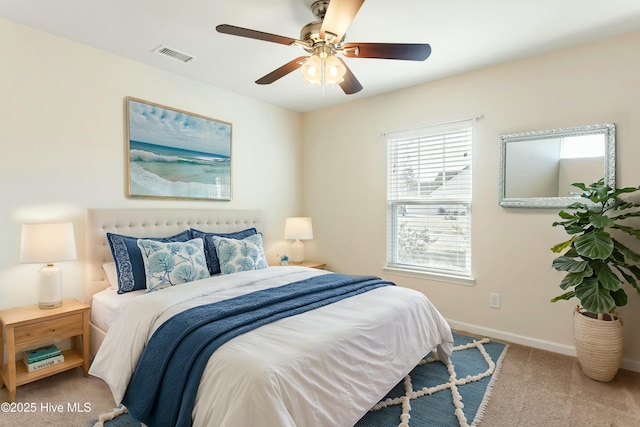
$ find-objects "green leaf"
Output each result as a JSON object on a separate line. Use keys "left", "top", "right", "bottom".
{"left": 552, "top": 219, "right": 579, "bottom": 229}
{"left": 627, "top": 264, "right": 640, "bottom": 278}
{"left": 614, "top": 240, "right": 640, "bottom": 263}
{"left": 567, "top": 201, "right": 589, "bottom": 210}
{"left": 626, "top": 265, "right": 640, "bottom": 289}
{"left": 551, "top": 290, "right": 575, "bottom": 303}
{"left": 613, "top": 265, "right": 635, "bottom": 286}
{"left": 575, "top": 277, "right": 615, "bottom": 313}
{"left": 609, "top": 186, "right": 640, "bottom": 198}
{"left": 550, "top": 238, "right": 574, "bottom": 253}
{"left": 611, "top": 210, "right": 640, "bottom": 221}
{"left": 559, "top": 272, "right": 586, "bottom": 290}
{"left": 611, "top": 288, "right": 628, "bottom": 307}
{"left": 592, "top": 186, "right": 610, "bottom": 202}
{"left": 565, "top": 224, "right": 587, "bottom": 235}
{"left": 613, "top": 224, "right": 640, "bottom": 239}
{"left": 564, "top": 248, "right": 579, "bottom": 258}
{"left": 552, "top": 256, "right": 589, "bottom": 273}
{"left": 574, "top": 231, "right": 614, "bottom": 260}
{"left": 571, "top": 182, "right": 588, "bottom": 192}
{"left": 588, "top": 214, "right": 614, "bottom": 228}
{"left": 558, "top": 210, "right": 577, "bottom": 220}
{"left": 595, "top": 265, "right": 621, "bottom": 291}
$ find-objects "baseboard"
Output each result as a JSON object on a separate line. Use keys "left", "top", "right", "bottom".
{"left": 446, "top": 319, "right": 640, "bottom": 373}
{"left": 622, "top": 358, "right": 640, "bottom": 373}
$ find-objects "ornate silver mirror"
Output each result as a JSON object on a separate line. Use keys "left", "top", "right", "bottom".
{"left": 499, "top": 123, "right": 615, "bottom": 208}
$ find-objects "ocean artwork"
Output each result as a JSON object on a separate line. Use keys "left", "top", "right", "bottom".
{"left": 126, "top": 98, "right": 232, "bottom": 200}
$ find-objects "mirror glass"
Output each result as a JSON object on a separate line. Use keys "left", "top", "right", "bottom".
{"left": 499, "top": 123, "right": 615, "bottom": 208}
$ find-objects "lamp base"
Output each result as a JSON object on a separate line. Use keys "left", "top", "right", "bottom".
{"left": 39, "top": 301, "right": 63, "bottom": 309}
{"left": 291, "top": 239, "right": 305, "bottom": 264}
{"left": 38, "top": 264, "right": 63, "bottom": 310}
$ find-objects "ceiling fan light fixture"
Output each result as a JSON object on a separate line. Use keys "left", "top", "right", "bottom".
{"left": 301, "top": 53, "right": 345, "bottom": 87}
{"left": 324, "top": 54, "right": 346, "bottom": 84}
{"left": 301, "top": 54, "right": 322, "bottom": 85}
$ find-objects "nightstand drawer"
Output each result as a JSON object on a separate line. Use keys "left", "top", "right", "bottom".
{"left": 14, "top": 313, "right": 83, "bottom": 345}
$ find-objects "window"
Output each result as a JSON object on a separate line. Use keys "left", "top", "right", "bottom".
{"left": 560, "top": 134, "right": 605, "bottom": 159}
{"left": 386, "top": 121, "right": 473, "bottom": 279}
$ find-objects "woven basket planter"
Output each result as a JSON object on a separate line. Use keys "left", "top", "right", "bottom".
{"left": 573, "top": 306, "right": 623, "bottom": 382}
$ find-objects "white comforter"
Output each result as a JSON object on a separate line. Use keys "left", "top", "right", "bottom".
{"left": 89, "top": 266, "right": 453, "bottom": 427}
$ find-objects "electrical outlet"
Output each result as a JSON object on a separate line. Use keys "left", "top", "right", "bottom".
{"left": 489, "top": 293, "right": 501, "bottom": 309}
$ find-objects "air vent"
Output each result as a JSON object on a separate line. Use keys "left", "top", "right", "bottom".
{"left": 152, "top": 45, "right": 196, "bottom": 63}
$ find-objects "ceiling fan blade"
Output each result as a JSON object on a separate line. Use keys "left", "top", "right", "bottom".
{"left": 255, "top": 56, "right": 309, "bottom": 85}
{"left": 216, "top": 24, "right": 297, "bottom": 46}
{"left": 320, "top": 0, "right": 364, "bottom": 43}
{"left": 342, "top": 42, "right": 432, "bottom": 61}
{"left": 337, "top": 58, "right": 363, "bottom": 94}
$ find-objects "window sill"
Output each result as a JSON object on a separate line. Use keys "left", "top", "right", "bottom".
{"left": 383, "top": 266, "right": 476, "bottom": 286}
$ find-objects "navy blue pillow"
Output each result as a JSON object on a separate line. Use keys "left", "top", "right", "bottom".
{"left": 107, "top": 230, "right": 191, "bottom": 293}
{"left": 189, "top": 228, "right": 257, "bottom": 275}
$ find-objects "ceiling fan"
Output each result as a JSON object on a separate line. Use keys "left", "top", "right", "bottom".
{"left": 216, "top": 0, "right": 431, "bottom": 95}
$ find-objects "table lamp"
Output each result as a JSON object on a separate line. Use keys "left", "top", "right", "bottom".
{"left": 20, "top": 222, "right": 77, "bottom": 309}
{"left": 285, "top": 217, "right": 313, "bottom": 264}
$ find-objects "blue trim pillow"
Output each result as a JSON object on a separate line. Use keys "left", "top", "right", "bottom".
{"left": 137, "top": 238, "right": 209, "bottom": 292}
{"left": 107, "top": 230, "right": 191, "bottom": 294}
{"left": 190, "top": 228, "right": 257, "bottom": 275}
{"left": 212, "top": 233, "right": 268, "bottom": 275}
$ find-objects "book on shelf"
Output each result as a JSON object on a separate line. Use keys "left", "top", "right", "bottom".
{"left": 23, "top": 354, "right": 65, "bottom": 372}
{"left": 23, "top": 344, "right": 61, "bottom": 363}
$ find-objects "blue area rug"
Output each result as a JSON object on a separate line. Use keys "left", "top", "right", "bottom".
{"left": 356, "top": 332, "right": 508, "bottom": 427}
{"left": 90, "top": 332, "right": 507, "bottom": 427}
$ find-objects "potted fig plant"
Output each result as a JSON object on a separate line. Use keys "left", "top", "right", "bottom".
{"left": 551, "top": 179, "right": 640, "bottom": 381}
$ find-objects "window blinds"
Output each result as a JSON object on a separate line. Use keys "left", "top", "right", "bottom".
{"left": 386, "top": 121, "right": 473, "bottom": 277}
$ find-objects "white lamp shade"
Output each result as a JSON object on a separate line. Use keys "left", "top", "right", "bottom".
{"left": 20, "top": 222, "right": 77, "bottom": 263}
{"left": 285, "top": 217, "right": 313, "bottom": 240}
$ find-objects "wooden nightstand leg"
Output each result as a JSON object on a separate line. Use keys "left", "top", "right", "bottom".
{"left": 0, "top": 325, "right": 4, "bottom": 391}
{"left": 6, "top": 328, "right": 16, "bottom": 402}
{"left": 81, "top": 310, "right": 89, "bottom": 377}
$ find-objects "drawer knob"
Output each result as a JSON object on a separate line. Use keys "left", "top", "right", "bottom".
{"left": 51, "top": 328, "right": 56, "bottom": 332}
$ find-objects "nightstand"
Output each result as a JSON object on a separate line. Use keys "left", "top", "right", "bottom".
{"left": 292, "top": 261, "right": 326, "bottom": 269}
{"left": 0, "top": 298, "right": 89, "bottom": 402}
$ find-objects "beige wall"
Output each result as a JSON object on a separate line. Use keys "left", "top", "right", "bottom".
{"left": 302, "top": 31, "right": 640, "bottom": 370}
{"left": 0, "top": 19, "right": 303, "bottom": 309}
{"left": 3, "top": 16, "right": 639, "bottom": 372}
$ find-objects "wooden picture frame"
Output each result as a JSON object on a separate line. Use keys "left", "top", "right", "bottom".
{"left": 125, "top": 97, "right": 232, "bottom": 201}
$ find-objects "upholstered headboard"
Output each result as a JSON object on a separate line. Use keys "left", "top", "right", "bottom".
{"left": 84, "top": 208, "right": 263, "bottom": 305}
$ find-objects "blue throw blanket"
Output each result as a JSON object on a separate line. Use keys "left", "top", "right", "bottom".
{"left": 122, "top": 273, "right": 394, "bottom": 427}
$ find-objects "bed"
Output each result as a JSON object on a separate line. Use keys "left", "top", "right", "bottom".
{"left": 85, "top": 208, "right": 453, "bottom": 427}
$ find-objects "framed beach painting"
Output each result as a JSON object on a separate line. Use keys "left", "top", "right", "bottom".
{"left": 125, "top": 97, "right": 232, "bottom": 200}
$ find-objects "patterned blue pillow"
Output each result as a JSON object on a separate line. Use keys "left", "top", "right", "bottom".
{"left": 137, "top": 238, "right": 209, "bottom": 292}
{"left": 212, "top": 233, "right": 268, "bottom": 275}
{"left": 107, "top": 230, "right": 191, "bottom": 294}
{"left": 190, "top": 228, "right": 257, "bottom": 275}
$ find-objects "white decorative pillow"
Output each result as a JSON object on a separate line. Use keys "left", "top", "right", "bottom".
{"left": 137, "top": 237, "right": 209, "bottom": 292}
{"left": 102, "top": 262, "right": 118, "bottom": 290}
{"left": 212, "top": 233, "right": 268, "bottom": 275}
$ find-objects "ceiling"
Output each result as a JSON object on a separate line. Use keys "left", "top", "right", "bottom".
{"left": 2, "top": 0, "right": 640, "bottom": 113}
